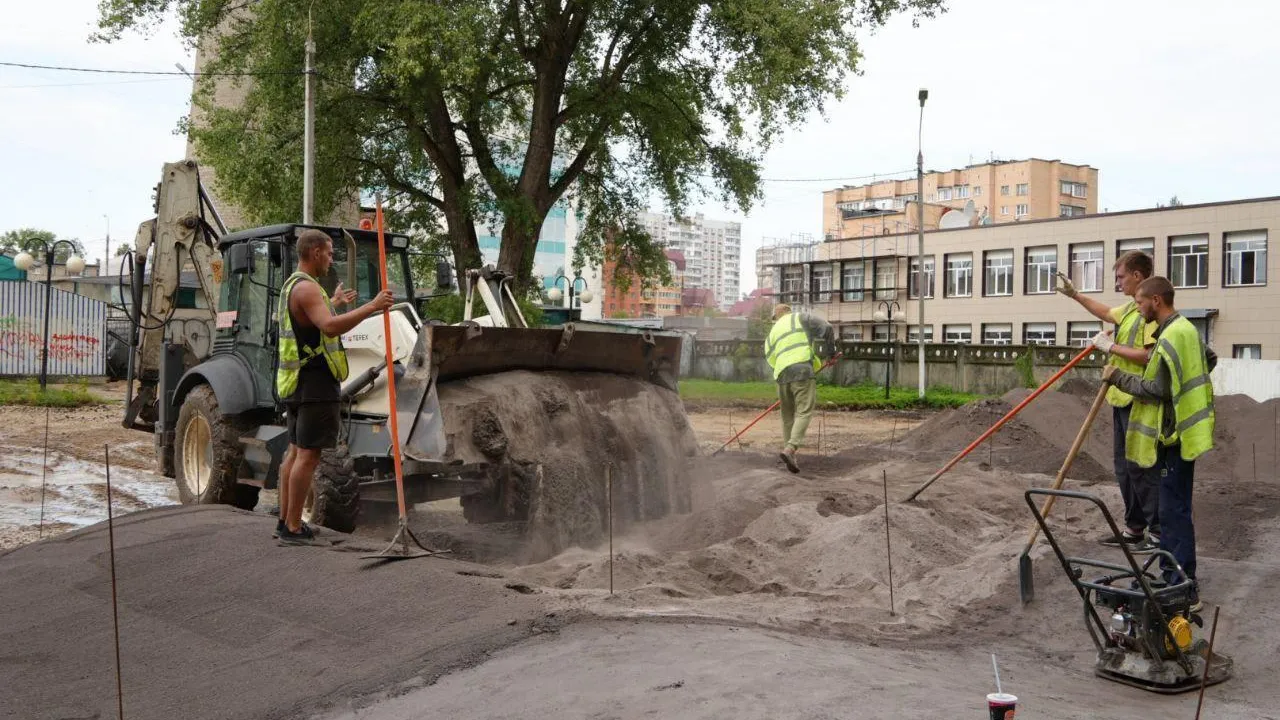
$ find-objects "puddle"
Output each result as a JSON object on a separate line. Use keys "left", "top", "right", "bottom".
{"left": 0, "top": 445, "right": 178, "bottom": 531}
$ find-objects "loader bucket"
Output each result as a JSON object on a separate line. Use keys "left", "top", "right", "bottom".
{"left": 393, "top": 322, "right": 697, "bottom": 561}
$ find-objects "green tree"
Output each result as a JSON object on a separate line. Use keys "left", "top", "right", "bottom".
{"left": 114, "top": 242, "right": 133, "bottom": 257}
{"left": 97, "top": 0, "right": 943, "bottom": 290}
{"left": 746, "top": 301, "right": 775, "bottom": 339}
{"left": 0, "top": 229, "right": 85, "bottom": 263}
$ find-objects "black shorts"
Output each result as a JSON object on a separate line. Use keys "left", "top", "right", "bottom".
{"left": 286, "top": 402, "right": 342, "bottom": 450}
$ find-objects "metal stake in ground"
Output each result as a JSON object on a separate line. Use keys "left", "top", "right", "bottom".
{"left": 607, "top": 465, "right": 614, "bottom": 595}
{"left": 39, "top": 404, "right": 50, "bottom": 538}
{"left": 1194, "top": 606, "right": 1222, "bottom": 720}
{"left": 361, "top": 197, "right": 447, "bottom": 562}
{"left": 882, "top": 469, "right": 895, "bottom": 616}
{"left": 104, "top": 445, "right": 125, "bottom": 720}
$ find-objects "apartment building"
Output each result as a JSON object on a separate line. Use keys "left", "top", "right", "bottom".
{"left": 822, "top": 158, "right": 1099, "bottom": 240}
{"left": 637, "top": 250, "right": 686, "bottom": 317}
{"left": 755, "top": 235, "right": 820, "bottom": 293}
{"left": 773, "top": 196, "right": 1277, "bottom": 359}
{"left": 639, "top": 211, "right": 742, "bottom": 310}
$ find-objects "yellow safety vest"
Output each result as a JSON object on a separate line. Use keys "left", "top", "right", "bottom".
{"left": 1125, "top": 316, "right": 1214, "bottom": 468}
{"left": 1106, "top": 301, "right": 1151, "bottom": 408}
{"left": 276, "top": 271, "right": 350, "bottom": 398}
{"left": 765, "top": 312, "right": 821, "bottom": 380}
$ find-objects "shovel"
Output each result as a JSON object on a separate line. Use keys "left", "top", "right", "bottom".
{"left": 1018, "top": 381, "right": 1110, "bottom": 603}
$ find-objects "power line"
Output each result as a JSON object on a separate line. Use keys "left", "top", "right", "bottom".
{"left": 0, "top": 77, "right": 184, "bottom": 89}
{"left": 758, "top": 168, "right": 915, "bottom": 183}
{"left": 0, "top": 60, "right": 306, "bottom": 77}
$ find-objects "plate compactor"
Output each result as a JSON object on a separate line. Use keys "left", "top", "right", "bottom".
{"left": 1025, "top": 488, "right": 1232, "bottom": 693}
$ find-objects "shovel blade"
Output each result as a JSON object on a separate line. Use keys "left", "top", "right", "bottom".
{"left": 1019, "top": 551, "right": 1035, "bottom": 604}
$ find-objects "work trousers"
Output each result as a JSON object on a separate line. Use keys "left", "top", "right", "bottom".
{"left": 1157, "top": 442, "right": 1197, "bottom": 582}
{"left": 778, "top": 378, "right": 817, "bottom": 451}
{"left": 1112, "top": 404, "right": 1161, "bottom": 537}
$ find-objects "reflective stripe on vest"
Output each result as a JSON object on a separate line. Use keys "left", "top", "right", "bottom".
{"left": 765, "top": 313, "right": 819, "bottom": 380}
{"left": 1125, "top": 316, "right": 1214, "bottom": 467}
{"left": 275, "top": 271, "right": 350, "bottom": 398}
{"left": 1105, "top": 301, "right": 1149, "bottom": 408}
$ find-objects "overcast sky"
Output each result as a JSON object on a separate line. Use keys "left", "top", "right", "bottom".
{"left": 3, "top": 0, "right": 1278, "bottom": 293}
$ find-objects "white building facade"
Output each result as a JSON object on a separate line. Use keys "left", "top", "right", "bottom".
{"left": 639, "top": 211, "right": 742, "bottom": 311}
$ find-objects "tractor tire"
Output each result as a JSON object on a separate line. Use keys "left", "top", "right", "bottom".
{"left": 173, "top": 385, "right": 259, "bottom": 510}
{"left": 308, "top": 444, "right": 360, "bottom": 533}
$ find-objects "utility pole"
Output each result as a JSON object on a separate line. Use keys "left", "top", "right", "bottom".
{"left": 103, "top": 214, "right": 110, "bottom": 266}
{"left": 302, "top": 15, "right": 316, "bottom": 225}
{"left": 916, "top": 88, "right": 928, "bottom": 399}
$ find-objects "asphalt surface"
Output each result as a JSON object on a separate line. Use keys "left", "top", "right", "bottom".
{"left": 0, "top": 505, "right": 548, "bottom": 720}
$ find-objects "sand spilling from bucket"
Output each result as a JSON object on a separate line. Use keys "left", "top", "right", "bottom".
{"left": 506, "top": 388, "right": 1280, "bottom": 641}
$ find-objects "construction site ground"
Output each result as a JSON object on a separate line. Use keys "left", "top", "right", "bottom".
{"left": 2, "top": 382, "right": 1279, "bottom": 719}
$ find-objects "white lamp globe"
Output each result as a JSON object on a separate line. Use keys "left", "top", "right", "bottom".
{"left": 65, "top": 255, "right": 86, "bottom": 275}
{"left": 547, "top": 287, "right": 563, "bottom": 302}
{"left": 13, "top": 251, "right": 34, "bottom": 271}
{"left": 873, "top": 310, "right": 887, "bottom": 322}
{"left": 578, "top": 290, "right": 594, "bottom": 304}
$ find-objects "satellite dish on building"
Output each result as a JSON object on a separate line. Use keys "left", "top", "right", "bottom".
{"left": 938, "top": 200, "right": 980, "bottom": 230}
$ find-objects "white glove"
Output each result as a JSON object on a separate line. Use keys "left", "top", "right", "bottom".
{"left": 1054, "top": 272, "right": 1078, "bottom": 298}
{"left": 1091, "top": 331, "right": 1114, "bottom": 354}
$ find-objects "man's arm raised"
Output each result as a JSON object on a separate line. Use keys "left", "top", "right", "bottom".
{"left": 295, "top": 282, "right": 395, "bottom": 337}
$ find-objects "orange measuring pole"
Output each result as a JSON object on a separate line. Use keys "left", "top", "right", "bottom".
{"left": 362, "top": 196, "right": 440, "bottom": 561}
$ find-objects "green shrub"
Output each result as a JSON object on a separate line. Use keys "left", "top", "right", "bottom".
{"left": 0, "top": 379, "right": 104, "bottom": 407}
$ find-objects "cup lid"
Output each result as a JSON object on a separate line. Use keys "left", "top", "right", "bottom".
{"left": 987, "top": 693, "right": 1017, "bottom": 703}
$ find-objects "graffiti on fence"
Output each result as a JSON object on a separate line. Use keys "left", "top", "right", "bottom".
{"left": 0, "top": 285, "right": 107, "bottom": 376}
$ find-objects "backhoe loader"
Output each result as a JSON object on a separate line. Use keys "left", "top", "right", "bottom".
{"left": 119, "top": 160, "right": 695, "bottom": 552}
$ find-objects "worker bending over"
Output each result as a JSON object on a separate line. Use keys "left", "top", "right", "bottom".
{"left": 1056, "top": 251, "right": 1161, "bottom": 552}
{"left": 764, "top": 303, "right": 835, "bottom": 474}
{"left": 1098, "top": 276, "right": 1216, "bottom": 611}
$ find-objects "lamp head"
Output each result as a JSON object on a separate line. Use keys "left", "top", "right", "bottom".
{"left": 13, "top": 251, "right": 35, "bottom": 271}
{"left": 66, "top": 255, "right": 86, "bottom": 275}
{"left": 578, "top": 290, "right": 594, "bottom": 304}
{"left": 547, "top": 287, "right": 563, "bottom": 302}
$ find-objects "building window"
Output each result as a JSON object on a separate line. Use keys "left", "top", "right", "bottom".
{"left": 1000, "top": 206, "right": 1009, "bottom": 216}
{"left": 875, "top": 260, "right": 897, "bottom": 300}
{"left": 1059, "top": 204, "right": 1086, "bottom": 218}
{"left": 1060, "top": 181, "right": 1088, "bottom": 198}
{"left": 1169, "top": 234, "right": 1209, "bottom": 288}
{"left": 872, "top": 324, "right": 891, "bottom": 343}
{"left": 811, "top": 264, "right": 833, "bottom": 303}
{"left": 1068, "top": 321, "right": 1102, "bottom": 348}
{"left": 944, "top": 324, "right": 972, "bottom": 344}
{"left": 1233, "top": 344, "right": 1261, "bottom": 359}
{"left": 973, "top": 185, "right": 982, "bottom": 196}
{"left": 956, "top": 185, "right": 970, "bottom": 199}
{"left": 1070, "top": 242, "right": 1104, "bottom": 293}
{"left": 1015, "top": 204, "right": 1030, "bottom": 217}
{"left": 1224, "top": 230, "right": 1267, "bottom": 286}
{"left": 840, "top": 324, "right": 863, "bottom": 341}
{"left": 1024, "top": 322, "right": 1056, "bottom": 346}
{"left": 907, "top": 325, "right": 934, "bottom": 342}
{"left": 982, "top": 323, "right": 1013, "bottom": 345}
{"left": 1000, "top": 185, "right": 1010, "bottom": 196}
{"left": 1024, "top": 246, "right": 1057, "bottom": 294}
{"left": 1117, "top": 238, "right": 1156, "bottom": 268}
{"left": 909, "top": 256, "right": 935, "bottom": 299}
{"left": 945, "top": 253, "right": 973, "bottom": 297}
{"left": 984, "top": 249, "right": 1014, "bottom": 297}
{"left": 1016, "top": 183, "right": 1029, "bottom": 196}
{"left": 781, "top": 265, "right": 804, "bottom": 303}
{"left": 937, "top": 186, "right": 954, "bottom": 201}
{"left": 841, "top": 262, "right": 864, "bottom": 302}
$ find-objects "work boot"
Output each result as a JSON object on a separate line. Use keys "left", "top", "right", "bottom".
{"left": 1187, "top": 581, "right": 1203, "bottom": 613}
{"left": 779, "top": 447, "right": 800, "bottom": 474}
{"left": 1129, "top": 536, "right": 1160, "bottom": 554}
{"left": 278, "top": 523, "right": 326, "bottom": 547}
{"left": 1099, "top": 528, "right": 1144, "bottom": 546}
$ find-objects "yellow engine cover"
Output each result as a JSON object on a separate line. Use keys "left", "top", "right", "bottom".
{"left": 1165, "top": 616, "right": 1193, "bottom": 654}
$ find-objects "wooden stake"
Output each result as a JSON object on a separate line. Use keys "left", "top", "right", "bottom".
{"left": 885, "top": 468, "right": 896, "bottom": 614}
{"left": 1193, "top": 605, "right": 1221, "bottom": 720}
{"left": 607, "top": 465, "right": 614, "bottom": 595}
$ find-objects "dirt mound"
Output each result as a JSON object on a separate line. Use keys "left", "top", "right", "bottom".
{"left": 898, "top": 392, "right": 1112, "bottom": 483}
{"left": 432, "top": 370, "right": 699, "bottom": 561}
{"left": 1056, "top": 376, "right": 1102, "bottom": 399}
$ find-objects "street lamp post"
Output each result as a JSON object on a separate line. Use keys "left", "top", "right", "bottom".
{"left": 916, "top": 88, "right": 928, "bottom": 399}
{"left": 14, "top": 241, "right": 87, "bottom": 390}
{"left": 874, "top": 300, "right": 902, "bottom": 399}
{"left": 547, "top": 273, "right": 594, "bottom": 319}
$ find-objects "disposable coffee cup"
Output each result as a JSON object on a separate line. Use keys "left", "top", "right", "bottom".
{"left": 987, "top": 693, "right": 1017, "bottom": 719}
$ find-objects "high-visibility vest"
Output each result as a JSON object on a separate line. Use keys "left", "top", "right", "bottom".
{"left": 275, "top": 271, "right": 350, "bottom": 398}
{"left": 1125, "top": 316, "right": 1214, "bottom": 467}
{"left": 1106, "top": 301, "right": 1151, "bottom": 408}
{"left": 765, "top": 312, "right": 821, "bottom": 380}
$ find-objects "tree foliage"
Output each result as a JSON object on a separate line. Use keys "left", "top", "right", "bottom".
{"left": 97, "top": 0, "right": 944, "bottom": 289}
{"left": 0, "top": 228, "right": 85, "bottom": 263}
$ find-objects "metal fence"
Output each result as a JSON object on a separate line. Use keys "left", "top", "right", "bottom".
{"left": 0, "top": 280, "right": 107, "bottom": 377}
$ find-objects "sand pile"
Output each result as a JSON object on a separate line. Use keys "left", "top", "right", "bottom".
{"left": 433, "top": 370, "right": 699, "bottom": 561}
